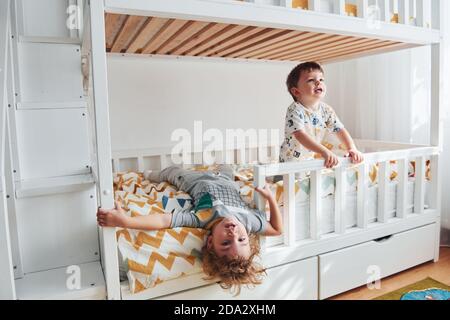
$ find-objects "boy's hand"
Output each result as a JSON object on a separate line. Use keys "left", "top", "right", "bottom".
{"left": 97, "top": 200, "right": 129, "bottom": 228}
{"left": 255, "top": 184, "right": 274, "bottom": 201}
{"left": 322, "top": 150, "right": 339, "bottom": 168}
{"left": 347, "top": 149, "right": 364, "bottom": 164}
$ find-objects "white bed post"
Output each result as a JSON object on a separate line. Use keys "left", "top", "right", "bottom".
{"left": 0, "top": 0, "right": 16, "bottom": 300}
{"left": 377, "top": 161, "right": 389, "bottom": 223}
{"left": 413, "top": 156, "right": 425, "bottom": 214}
{"left": 137, "top": 156, "right": 145, "bottom": 172}
{"left": 225, "top": 149, "right": 234, "bottom": 165}
{"left": 334, "top": 167, "right": 346, "bottom": 234}
{"left": 236, "top": 148, "right": 246, "bottom": 165}
{"left": 310, "top": 170, "right": 321, "bottom": 240}
{"left": 308, "top": 0, "right": 321, "bottom": 12}
{"left": 398, "top": 0, "right": 410, "bottom": 25}
{"left": 430, "top": 153, "right": 441, "bottom": 262}
{"left": 430, "top": 0, "right": 444, "bottom": 262}
{"left": 283, "top": 173, "right": 296, "bottom": 246}
{"left": 280, "top": 0, "right": 293, "bottom": 8}
{"left": 378, "top": 0, "right": 392, "bottom": 22}
{"left": 253, "top": 166, "right": 267, "bottom": 251}
{"left": 356, "top": 163, "right": 368, "bottom": 229}
{"left": 356, "top": 0, "right": 369, "bottom": 18}
{"left": 159, "top": 154, "right": 168, "bottom": 169}
{"left": 333, "top": 0, "right": 345, "bottom": 15}
{"left": 416, "top": 0, "right": 432, "bottom": 28}
{"left": 257, "top": 142, "right": 265, "bottom": 164}
{"left": 112, "top": 158, "right": 120, "bottom": 173}
{"left": 89, "top": 0, "right": 121, "bottom": 300}
{"left": 396, "top": 158, "right": 408, "bottom": 219}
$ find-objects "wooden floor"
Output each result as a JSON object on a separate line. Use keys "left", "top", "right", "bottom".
{"left": 329, "top": 247, "right": 450, "bottom": 300}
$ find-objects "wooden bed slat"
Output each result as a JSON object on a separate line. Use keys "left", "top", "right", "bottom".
{"left": 156, "top": 21, "right": 211, "bottom": 55}
{"left": 271, "top": 36, "right": 369, "bottom": 60}
{"left": 290, "top": 39, "right": 389, "bottom": 61}
{"left": 279, "top": 37, "right": 376, "bottom": 61}
{"left": 300, "top": 40, "right": 397, "bottom": 62}
{"left": 187, "top": 24, "right": 248, "bottom": 56}
{"left": 218, "top": 28, "right": 291, "bottom": 57}
{"left": 250, "top": 33, "right": 336, "bottom": 59}
{"left": 111, "top": 15, "right": 148, "bottom": 53}
{"left": 105, "top": 14, "right": 424, "bottom": 62}
{"left": 240, "top": 32, "right": 319, "bottom": 59}
{"left": 267, "top": 34, "right": 349, "bottom": 60}
{"left": 320, "top": 43, "right": 415, "bottom": 63}
{"left": 317, "top": 42, "right": 408, "bottom": 63}
{"left": 171, "top": 23, "right": 229, "bottom": 55}
{"left": 142, "top": 19, "right": 190, "bottom": 54}
{"left": 228, "top": 30, "right": 303, "bottom": 58}
{"left": 105, "top": 13, "right": 128, "bottom": 50}
{"left": 199, "top": 26, "right": 268, "bottom": 57}
{"left": 126, "top": 17, "right": 170, "bottom": 54}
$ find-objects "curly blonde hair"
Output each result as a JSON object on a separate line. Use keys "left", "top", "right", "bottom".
{"left": 201, "top": 234, "right": 266, "bottom": 296}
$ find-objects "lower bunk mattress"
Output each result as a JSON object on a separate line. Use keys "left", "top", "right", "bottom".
{"left": 113, "top": 162, "right": 430, "bottom": 294}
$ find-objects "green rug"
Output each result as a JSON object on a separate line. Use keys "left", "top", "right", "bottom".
{"left": 374, "top": 278, "right": 450, "bottom": 300}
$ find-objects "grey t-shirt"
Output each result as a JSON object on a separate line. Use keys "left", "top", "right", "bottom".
{"left": 170, "top": 203, "right": 267, "bottom": 234}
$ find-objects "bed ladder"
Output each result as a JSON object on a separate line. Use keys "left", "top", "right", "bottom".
{"left": 1, "top": 0, "right": 107, "bottom": 300}
{"left": 0, "top": 0, "right": 16, "bottom": 300}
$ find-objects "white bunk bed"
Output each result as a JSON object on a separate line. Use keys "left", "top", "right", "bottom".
{"left": 81, "top": 0, "right": 444, "bottom": 300}
{"left": 0, "top": 0, "right": 443, "bottom": 300}
{"left": 108, "top": 141, "right": 439, "bottom": 300}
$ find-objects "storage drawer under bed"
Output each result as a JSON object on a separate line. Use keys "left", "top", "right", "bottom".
{"left": 157, "top": 256, "right": 318, "bottom": 300}
{"left": 319, "top": 223, "right": 436, "bottom": 299}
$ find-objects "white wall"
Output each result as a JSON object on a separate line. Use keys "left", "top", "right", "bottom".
{"left": 107, "top": 55, "right": 296, "bottom": 151}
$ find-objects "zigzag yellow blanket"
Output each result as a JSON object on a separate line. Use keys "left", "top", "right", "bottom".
{"left": 114, "top": 172, "right": 208, "bottom": 294}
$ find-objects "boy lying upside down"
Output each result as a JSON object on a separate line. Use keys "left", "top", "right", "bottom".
{"left": 97, "top": 165, "right": 283, "bottom": 294}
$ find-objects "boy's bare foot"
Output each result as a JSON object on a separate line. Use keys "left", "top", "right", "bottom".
{"left": 97, "top": 201, "right": 130, "bottom": 228}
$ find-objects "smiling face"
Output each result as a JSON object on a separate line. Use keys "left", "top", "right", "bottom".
{"left": 207, "top": 217, "right": 251, "bottom": 259}
{"left": 290, "top": 69, "right": 326, "bottom": 108}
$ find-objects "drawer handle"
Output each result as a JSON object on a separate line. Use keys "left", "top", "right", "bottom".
{"left": 374, "top": 235, "right": 393, "bottom": 243}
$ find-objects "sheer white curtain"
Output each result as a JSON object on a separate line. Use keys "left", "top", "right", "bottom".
{"left": 325, "top": 47, "right": 431, "bottom": 145}
{"left": 324, "top": 10, "right": 450, "bottom": 246}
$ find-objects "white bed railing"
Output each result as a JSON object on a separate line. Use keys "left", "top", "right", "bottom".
{"left": 111, "top": 139, "right": 434, "bottom": 173}
{"left": 111, "top": 144, "right": 279, "bottom": 173}
{"left": 253, "top": 143, "right": 439, "bottom": 252}
{"left": 110, "top": 140, "right": 439, "bottom": 298}
{"left": 111, "top": 140, "right": 439, "bottom": 249}
{"left": 231, "top": 0, "right": 437, "bottom": 29}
